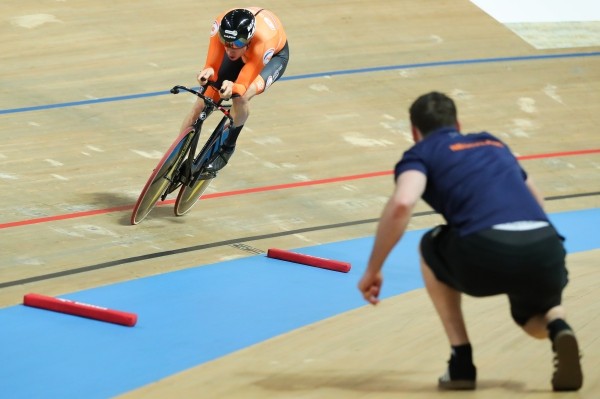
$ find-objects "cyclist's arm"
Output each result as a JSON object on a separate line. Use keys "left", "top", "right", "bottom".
{"left": 231, "top": 56, "right": 263, "bottom": 96}
{"left": 204, "top": 32, "right": 225, "bottom": 80}
{"left": 232, "top": 35, "right": 285, "bottom": 96}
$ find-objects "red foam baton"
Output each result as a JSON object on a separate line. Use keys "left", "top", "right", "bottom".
{"left": 23, "top": 293, "right": 137, "bottom": 327}
{"left": 267, "top": 248, "right": 351, "bottom": 273}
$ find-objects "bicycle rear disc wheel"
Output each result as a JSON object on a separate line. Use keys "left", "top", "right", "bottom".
{"left": 130, "top": 129, "right": 195, "bottom": 224}
{"left": 174, "top": 177, "right": 214, "bottom": 216}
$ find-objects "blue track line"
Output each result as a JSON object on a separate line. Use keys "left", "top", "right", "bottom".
{"left": 2, "top": 51, "right": 599, "bottom": 116}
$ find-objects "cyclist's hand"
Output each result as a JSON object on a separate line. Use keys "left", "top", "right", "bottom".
{"left": 219, "top": 80, "right": 234, "bottom": 99}
{"left": 197, "top": 68, "right": 214, "bottom": 85}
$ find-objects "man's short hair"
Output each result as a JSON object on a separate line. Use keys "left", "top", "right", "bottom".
{"left": 409, "top": 92, "right": 458, "bottom": 136}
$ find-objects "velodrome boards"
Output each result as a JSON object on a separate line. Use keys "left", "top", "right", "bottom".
{"left": 1, "top": 0, "right": 598, "bottom": 398}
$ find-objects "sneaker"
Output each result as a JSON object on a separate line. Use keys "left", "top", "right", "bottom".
{"left": 438, "top": 361, "right": 476, "bottom": 390}
{"left": 552, "top": 329, "right": 583, "bottom": 391}
{"left": 204, "top": 145, "right": 235, "bottom": 174}
{"left": 438, "top": 369, "right": 476, "bottom": 390}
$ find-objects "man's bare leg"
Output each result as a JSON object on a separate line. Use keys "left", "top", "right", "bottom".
{"left": 420, "top": 257, "right": 476, "bottom": 389}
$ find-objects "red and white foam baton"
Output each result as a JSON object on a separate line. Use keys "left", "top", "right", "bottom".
{"left": 267, "top": 248, "right": 351, "bottom": 273}
{"left": 23, "top": 293, "right": 137, "bottom": 327}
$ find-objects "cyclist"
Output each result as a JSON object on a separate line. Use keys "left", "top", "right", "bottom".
{"left": 180, "top": 7, "right": 289, "bottom": 174}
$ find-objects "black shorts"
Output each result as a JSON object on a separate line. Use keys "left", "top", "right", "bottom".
{"left": 420, "top": 224, "right": 568, "bottom": 325}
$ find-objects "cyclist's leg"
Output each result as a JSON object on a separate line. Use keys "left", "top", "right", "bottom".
{"left": 206, "top": 43, "right": 289, "bottom": 172}
{"left": 225, "top": 40, "right": 290, "bottom": 147}
{"left": 180, "top": 97, "right": 206, "bottom": 133}
{"left": 257, "top": 40, "right": 290, "bottom": 94}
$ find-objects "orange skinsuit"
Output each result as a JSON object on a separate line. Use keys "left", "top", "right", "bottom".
{"left": 205, "top": 7, "right": 287, "bottom": 98}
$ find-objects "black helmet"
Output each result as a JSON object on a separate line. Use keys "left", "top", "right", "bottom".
{"left": 218, "top": 9, "right": 256, "bottom": 48}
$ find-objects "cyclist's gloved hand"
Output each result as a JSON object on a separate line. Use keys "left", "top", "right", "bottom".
{"left": 219, "top": 80, "right": 234, "bottom": 99}
{"left": 197, "top": 68, "right": 215, "bottom": 85}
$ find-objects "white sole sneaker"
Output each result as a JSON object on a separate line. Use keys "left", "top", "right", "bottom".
{"left": 552, "top": 329, "right": 583, "bottom": 391}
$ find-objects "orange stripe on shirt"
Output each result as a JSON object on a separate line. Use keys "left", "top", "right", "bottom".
{"left": 449, "top": 140, "right": 505, "bottom": 151}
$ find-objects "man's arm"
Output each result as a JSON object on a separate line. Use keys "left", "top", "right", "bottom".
{"left": 358, "top": 170, "right": 427, "bottom": 304}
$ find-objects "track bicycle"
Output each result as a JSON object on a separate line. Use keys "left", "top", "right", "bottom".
{"left": 130, "top": 83, "right": 233, "bottom": 225}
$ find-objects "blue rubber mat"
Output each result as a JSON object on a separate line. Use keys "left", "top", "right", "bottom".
{"left": 0, "top": 208, "right": 598, "bottom": 398}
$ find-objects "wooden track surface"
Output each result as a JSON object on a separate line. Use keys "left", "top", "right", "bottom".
{"left": 117, "top": 250, "right": 600, "bottom": 399}
{"left": 1, "top": 0, "right": 599, "bottom": 397}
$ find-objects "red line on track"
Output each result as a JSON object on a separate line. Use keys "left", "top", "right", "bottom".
{"left": 517, "top": 148, "right": 600, "bottom": 160}
{"left": 1, "top": 148, "right": 599, "bottom": 230}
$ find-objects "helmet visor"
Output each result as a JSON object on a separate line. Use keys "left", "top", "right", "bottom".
{"left": 219, "top": 35, "right": 250, "bottom": 49}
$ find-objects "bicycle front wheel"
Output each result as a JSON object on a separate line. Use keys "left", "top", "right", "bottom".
{"left": 174, "top": 116, "right": 231, "bottom": 217}
{"left": 130, "top": 129, "right": 195, "bottom": 224}
{"left": 174, "top": 177, "right": 214, "bottom": 216}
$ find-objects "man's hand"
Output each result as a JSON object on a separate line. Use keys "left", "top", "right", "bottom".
{"left": 197, "top": 68, "right": 215, "bottom": 85}
{"left": 219, "top": 80, "right": 234, "bottom": 99}
{"left": 358, "top": 270, "right": 383, "bottom": 305}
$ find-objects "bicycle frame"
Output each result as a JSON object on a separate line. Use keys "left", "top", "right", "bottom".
{"left": 130, "top": 83, "right": 234, "bottom": 224}
{"left": 165, "top": 84, "right": 233, "bottom": 192}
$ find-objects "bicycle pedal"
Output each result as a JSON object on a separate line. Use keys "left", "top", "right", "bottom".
{"left": 165, "top": 182, "right": 181, "bottom": 195}
{"left": 196, "top": 170, "right": 217, "bottom": 180}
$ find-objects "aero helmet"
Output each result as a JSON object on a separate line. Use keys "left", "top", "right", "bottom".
{"left": 218, "top": 9, "right": 256, "bottom": 48}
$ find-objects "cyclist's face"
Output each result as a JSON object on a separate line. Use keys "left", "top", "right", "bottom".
{"left": 225, "top": 46, "right": 247, "bottom": 61}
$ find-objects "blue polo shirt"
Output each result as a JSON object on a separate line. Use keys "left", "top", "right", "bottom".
{"left": 394, "top": 127, "right": 548, "bottom": 236}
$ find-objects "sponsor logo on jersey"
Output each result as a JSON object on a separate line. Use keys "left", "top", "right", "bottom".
{"left": 262, "top": 16, "right": 276, "bottom": 31}
{"left": 263, "top": 48, "right": 275, "bottom": 65}
{"left": 210, "top": 20, "right": 219, "bottom": 37}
